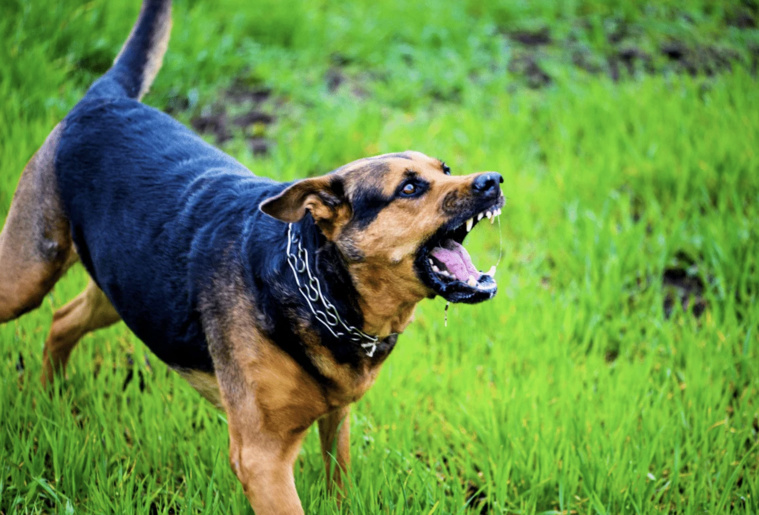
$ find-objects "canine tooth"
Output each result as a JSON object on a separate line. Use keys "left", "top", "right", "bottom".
{"left": 485, "top": 265, "right": 496, "bottom": 277}
{"left": 466, "top": 218, "right": 473, "bottom": 232}
{"left": 486, "top": 211, "right": 492, "bottom": 219}
{"left": 477, "top": 213, "right": 484, "bottom": 221}
{"left": 467, "top": 276, "right": 477, "bottom": 287}
{"left": 432, "top": 265, "right": 440, "bottom": 273}
{"left": 429, "top": 259, "right": 434, "bottom": 265}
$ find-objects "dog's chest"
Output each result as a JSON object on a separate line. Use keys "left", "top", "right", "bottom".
{"left": 316, "top": 356, "right": 383, "bottom": 408}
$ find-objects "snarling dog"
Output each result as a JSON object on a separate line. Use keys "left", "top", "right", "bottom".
{"left": 0, "top": 0, "right": 504, "bottom": 512}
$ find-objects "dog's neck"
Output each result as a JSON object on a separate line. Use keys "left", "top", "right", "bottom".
{"left": 249, "top": 216, "right": 414, "bottom": 366}
{"left": 289, "top": 219, "right": 419, "bottom": 341}
{"left": 285, "top": 219, "right": 378, "bottom": 347}
{"left": 346, "top": 261, "right": 423, "bottom": 337}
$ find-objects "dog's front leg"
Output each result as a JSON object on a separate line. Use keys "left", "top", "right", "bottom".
{"left": 226, "top": 406, "right": 307, "bottom": 514}
{"left": 318, "top": 405, "right": 351, "bottom": 496}
{"left": 203, "top": 288, "right": 331, "bottom": 512}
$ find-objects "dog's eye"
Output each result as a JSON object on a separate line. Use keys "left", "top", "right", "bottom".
{"left": 401, "top": 183, "right": 417, "bottom": 196}
{"left": 397, "top": 177, "right": 428, "bottom": 198}
{"left": 441, "top": 162, "right": 451, "bottom": 175}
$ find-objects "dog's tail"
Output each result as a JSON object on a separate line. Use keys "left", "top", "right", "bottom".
{"left": 86, "top": 0, "right": 172, "bottom": 101}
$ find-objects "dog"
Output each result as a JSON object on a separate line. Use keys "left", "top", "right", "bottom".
{"left": 0, "top": 0, "right": 504, "bottom": 512}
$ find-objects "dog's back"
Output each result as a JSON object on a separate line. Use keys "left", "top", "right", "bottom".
{"left": 0, "top": 0, "right": 283, "bottom": 371}
{"left": 57, "top": 97, "right": 277, "bottom": 371}
{"left": 52, "top": 0, "right": 290, "bottom": 371}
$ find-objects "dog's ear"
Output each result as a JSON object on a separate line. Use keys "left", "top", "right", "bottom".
{"left": 259, "top": 175, "right": 350, "bottom": 236}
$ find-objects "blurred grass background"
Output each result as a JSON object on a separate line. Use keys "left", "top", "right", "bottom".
{"left": 1, "top": 0, "right": 758, "bottom": 513}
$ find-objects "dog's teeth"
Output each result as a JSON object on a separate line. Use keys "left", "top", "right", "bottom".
{"left": 477, "top": 213, "right": 484, "bottom": 221}
{"left": 486, "top": 211, "right": 492, "bottom": 219}
{"left": 466, "top": 218, "right": 473, "bottom": 232}
{"left": 485, "top": 265, "right": 496, "bottom": 277}
{"left": 429, "top": 259, "right": 434, "bottom": 265}
{"left": 432, "top": 265, "right": 440, "bottom": 273}
{"left": 467, "top": 275, "right": 477, "bottom": 287}
{"left": 441, "top": 271, "right": 450, "bottom": 277}
{"left": 495, "top": 208, "right": 501, "bottom": 216}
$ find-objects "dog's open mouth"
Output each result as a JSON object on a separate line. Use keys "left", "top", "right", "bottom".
{"left": 415, "top": 199, "right": 504, "bottom": 303}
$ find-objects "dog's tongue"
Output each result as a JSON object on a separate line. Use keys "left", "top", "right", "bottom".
{"left": 430, "top": 240, "right": 480, "bottom": 282}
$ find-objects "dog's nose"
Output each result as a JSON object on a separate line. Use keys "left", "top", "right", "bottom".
{"left": 472, "top": 172, "right": 503, "bottom": 197}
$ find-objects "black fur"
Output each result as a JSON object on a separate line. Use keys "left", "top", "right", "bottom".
{"left": 89, "top": 0, "right": 169, "bottom": 100}
{"left": 50, "top": 0, "right": 398, "bottom": 380}
{"left": 342, "top": 162, "right": 395, "bottom": 230}
{"left": 349, "top": 185, "right": 394, "bottom": 230}
{"left": 56, "top": 94, "right": 395, "bottom": 376}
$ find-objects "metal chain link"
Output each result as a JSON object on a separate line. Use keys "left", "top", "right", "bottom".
{"left": 286, "top": 223, "right": 384, "bottom": 357}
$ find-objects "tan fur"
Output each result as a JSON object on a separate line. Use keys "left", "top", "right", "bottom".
{"left": 259, "top": 175, "right": 352, "bottom": 240}
{"left": 336, "top": 152, "right": 483, "bottom": 335}
{"left": 201, "top": 280, "right": 320, "bottom": 513}
{"left": 42, "top": 280, "right": 121, "bottom": 386}
{"left": 219, "top": 330, "right": 365, "bottom": 513}
{"left": 318, "top": 406, "right": 351, "bottom": 497}
{"left": 197, "top": 263, "right": 400, "bottom": 512}
{"left": 263, "top": 151, "right": 490, "bottom": 337}
{"left": 0, "top": 123, "right": 78, "bottom": 323}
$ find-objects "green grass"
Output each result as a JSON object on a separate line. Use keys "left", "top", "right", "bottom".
{"left": 2, "top": 0, "right": 759, "bottom": 513}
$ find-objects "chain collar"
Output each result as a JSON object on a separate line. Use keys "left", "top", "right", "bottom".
{"left": 285, "top": 223, "right": 389, "bottom": 358}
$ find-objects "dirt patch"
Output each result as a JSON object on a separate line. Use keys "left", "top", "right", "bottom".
{"left": 233, "top": 110, "right": 274, "bottom": 127}
{"left": 499, "top": 12, "right": 753, "bottom": 88}
{"left": 510, "top": 27, "right": 552, "bottom": 47}
{"left": 323, "top": 60, "right": 371, "bottom": 99}
{"left": 608, "top": 46, "right": 652, "bottom": 80}
{"left": 606, "top": 17, "right": 636, "bottom": 45}
{"left": 190, "top": 84, "right": 276, "bottom": 155}
{"left": 509, "top": 53, "right": 552, "bottom": 88}
{"left": 226, "top": 84, "right": 272, "bottom": 105}
{"left": 326, "top": 67, "right": 346, "bottom": 92}
{"left": 571, "top": 46, "right": 604, "bottom": 74}
{"left": 726, "top": 5, "right": 757, "bottom": 29}
{"left": 191, "top": 111, "right": 231, "bottom": 142}
{"left": 605, "top": 345, "right": 620, "bottom": 363}
{"left": 504, "top": 27, "right": 554, "bottom": 88}
{"left": 662, "top": 252, "right": 707, "bottom": 319}
{"left": 660, "top": 41, "right": 739, "bottom": 76}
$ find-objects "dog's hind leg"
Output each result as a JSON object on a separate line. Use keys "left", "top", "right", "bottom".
{"left": 42, "top": 279, "right": 120, "bottom": 386}
{"left": 0, "top": 124, "right": 77, "bottom": 323}
{"left": 318, "top": 405, "right": 351, "bottom": 498}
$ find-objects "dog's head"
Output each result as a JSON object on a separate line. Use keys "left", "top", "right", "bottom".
{"left": 260, "top": 151, "right": 505, "bottom": 310}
